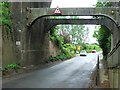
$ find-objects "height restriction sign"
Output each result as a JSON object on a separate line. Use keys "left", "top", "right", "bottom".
{"left": 53, "top": 6, "right": 62, "bottom": 15}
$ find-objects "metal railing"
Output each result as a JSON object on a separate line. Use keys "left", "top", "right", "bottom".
{"left": 96, "top": 56, "right": 100, "bottom": 86}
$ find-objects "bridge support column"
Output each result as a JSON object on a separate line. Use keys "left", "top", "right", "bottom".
{"left": 17, "top": 2, "right": 52, "bottom": 66}
{"left": 24, "top": 18, "right": 50, "bottom": 65}
{"left": 118, "top": 2, "right": 120, "bottom": 90}
{"left": 108, "top": 2, "right": 120, "bottom": 89}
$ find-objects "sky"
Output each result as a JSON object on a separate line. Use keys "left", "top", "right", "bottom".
{"left": 51, "top": 0, "right": 97, "bottom": 8}
{"left": 50, "top": 0, "right": 98, "bottom": 44}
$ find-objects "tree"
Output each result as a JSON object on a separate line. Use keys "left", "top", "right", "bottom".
{"left": 93, "top": 26, "right": 111, "bottom": 57}
{"left": 93, "top": 1, "right": 112, "bottom": 59}
{"left": 56, "top": 24, "right": 86, "bottom": 45}
{"left": 50, "top": 16, "right": 88, "bottom": 45}
{"left": 96, "top": 1, "right": 111, "bottom": 7}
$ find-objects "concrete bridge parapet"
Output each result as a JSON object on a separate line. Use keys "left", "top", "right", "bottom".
{"left": 26, "top": 7, "right": 120, "bottom": 27}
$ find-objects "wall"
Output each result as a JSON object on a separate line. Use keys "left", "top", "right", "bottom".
{"left": 2, "top": 26, "right": 17, "bottom": 67}
{"left": 49, "top": 40, "right": 61, "bottom": 57}
{"left": 107, "top": 3, "right": 120, "bottom": 89}
{"left": 0, "top": 26, "right": 2, "bottom": 68}
{"left": 24, "top": 19, "right": 49, "bottom": 65}
{"left": 8, "top": 2, "right": 52, "bottom": 66}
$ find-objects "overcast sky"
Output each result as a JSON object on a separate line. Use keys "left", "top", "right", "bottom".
{"left": 51, "top": 0, "right": 97, "bottom": 8}
{"left": 50, "top": 0, "right": 98, "bottom": 44}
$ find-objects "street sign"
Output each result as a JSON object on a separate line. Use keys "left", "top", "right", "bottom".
{"left": 53, "top": 6, "right": 62, "bottom": 15}
{"left": 76, "top": 46, "right": 81, "bottom": 51}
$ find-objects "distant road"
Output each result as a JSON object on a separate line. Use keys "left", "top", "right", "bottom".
{"left": 3, "top": 53, "right": 99, "bottom": 88}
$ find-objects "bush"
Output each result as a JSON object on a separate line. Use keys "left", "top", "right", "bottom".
{"left": 94, "top": 2, "right": 111, "bottom": 59}
{"left": 50, "top": 27, "right": 76, "bottom": 62}
{"left": 49, "top": 51, "right": 75, "bottom": 62}
{"left": 93, "top": 26, "right": 111, "bottom": 57}
{"left": 2, "top": 63, "right": 21, "bottom": 74}
{"left": 82, "top": 43, "right": 102, "bottom": 53}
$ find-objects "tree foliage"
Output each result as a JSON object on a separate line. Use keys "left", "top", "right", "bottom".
{"left": 82, "top": 43, "right": 101, "bottom": 53}
{"left": 50, "top": 26, "right": 77, "bottom": 61}
{"left": 50, "top": 16, "right": 88, "bottom": 45}
{"left": 57, "top": 24, "right": 87, "bottom": 45}
{"left": 49, "top": 16, "right": 90, "bottom": 61}
{"left": 96, "top": 2, "right": 112, "bottom": 7}
{"left": 93, "top": 26, "right": 111, "bottom": 57}
{"left": 93, "top": 1, "right": 112, "bottom": 59}
{"left": 50, "top": 26, "right": 64, "bottom": 49}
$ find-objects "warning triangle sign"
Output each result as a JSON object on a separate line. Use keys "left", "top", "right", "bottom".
{"left": 53, "top": 6, "right": 62, "bottom": 14}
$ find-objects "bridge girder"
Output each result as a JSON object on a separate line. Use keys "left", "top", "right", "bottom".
{"left": 41, "top": 18, "right": 114, "bottom": 34}
{"left": 26, "top": 7, "right": 120, "bottom": 27}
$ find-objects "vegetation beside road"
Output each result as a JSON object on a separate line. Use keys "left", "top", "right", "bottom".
{"left": 49, "top": 27, "right": 76, "bottom": 61}
{"left": 93, "top": 1, "right": 111, "bottom": 59}
{"left": 1, "top": 63, "right": 21, "bottom": 75}
{"left": 49, "top": 24, "right": 102, "bottom": 62}
{"left": 83, "top": 43, "right": 102, "bottom": 53}
{"left": 1, "top": 2, "right": 17, "bottom": 75}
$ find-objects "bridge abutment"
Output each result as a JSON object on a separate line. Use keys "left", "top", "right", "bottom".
{"left": 107, "top": 2, "right": 120, "bottom": 88}
{"left": 24, "top": 18, "right": 50, "bottom": 65}
{"left": 6, "top": 2, "right": 52, "bottom": 66}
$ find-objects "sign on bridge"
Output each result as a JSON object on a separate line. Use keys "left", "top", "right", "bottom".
{"left": 53, "top": 6, "right": 62, "bottom": 15}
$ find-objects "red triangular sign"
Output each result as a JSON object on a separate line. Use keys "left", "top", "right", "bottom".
{"left": 53, "top": 6, "right": 62, "bottom": 14}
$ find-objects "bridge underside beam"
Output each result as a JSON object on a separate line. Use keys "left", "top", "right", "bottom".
{"left": 47, "top": 19, "right": 101, "bottom": 25}
{"left": 43, "top": 18, "right": 115, "bottom": 34}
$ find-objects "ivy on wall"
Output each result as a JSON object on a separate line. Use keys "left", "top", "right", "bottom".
{"left": 0, "top": 2, "right": 13, "bottom": 32}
